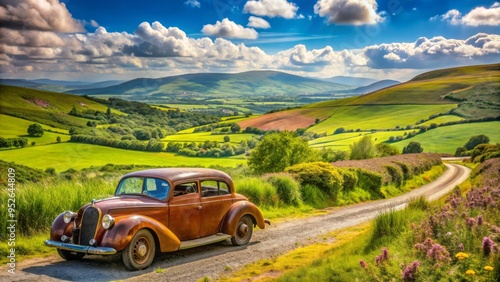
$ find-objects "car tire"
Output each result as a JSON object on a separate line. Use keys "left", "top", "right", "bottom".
{"left": 122, "top": 229, "right": 156, "bottom": 271}
{"left": 231, "top": 215, "right": 253, "bottom": 246}
{"left": 57, "top": 249, "right": 85, "bottom": 261}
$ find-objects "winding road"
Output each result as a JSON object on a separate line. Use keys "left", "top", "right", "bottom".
{"left": 0, "top": 163, "right": 470, "bottom": 282}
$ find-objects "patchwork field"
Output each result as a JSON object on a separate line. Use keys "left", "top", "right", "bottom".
{"left": 162, "top": 132, "right": 256, "bottom": 144}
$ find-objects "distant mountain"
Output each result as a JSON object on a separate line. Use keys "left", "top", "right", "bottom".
{"left": 69, "top": 71, "right": 350, "bottom": 97}
{"left": 349, "top": 80, "right": 400, "bottom": 94}
{"left": 0, "top": 79, "right": 123, "bottom": 92}
{"left": 321, "top": 76, "right": 378, "bottom": 87}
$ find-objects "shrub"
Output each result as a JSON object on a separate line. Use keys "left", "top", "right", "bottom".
{"left": 384, "top": 165, "right": 403, "bottom": 187}
{"left": 403, "top": 142, "right": 423, "bottom": 154}
{"left": 464, "top": 134, "right": 490, "bottom": 150}
{"left": 267, "top": 174, "right": 302, "bottom": 207}
{"left": 355, "top": 169, "right": 383, "bottom": 196}
{"left": 285, "top": 162, "right": 344, "bottom": 201}
{"left": 300, "top": 184, "right": 329, "bottom": 209}
{"left": 340, "top": 169, "right": 358, "bottom": 191}
{"left": 350, "top": 136, "right": 376, "bottom": 160}
{"left": 234, "top": 177, "right": 279, "bottom": 207}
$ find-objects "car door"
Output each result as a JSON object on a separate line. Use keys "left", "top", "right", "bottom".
{"left": 168, "top": 181, "right": 201, "bottom": 240}
{"left": 199, "top": 179, "right": 233, "bottom": 237}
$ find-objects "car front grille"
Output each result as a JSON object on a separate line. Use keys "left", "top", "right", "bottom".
{"left": 79, "top": 206, "right": 100, "bottom": 245}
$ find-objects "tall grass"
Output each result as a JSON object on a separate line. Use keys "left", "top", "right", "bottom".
{"left": 0, "top": 176, "right": 118, "bottom": 237}
{"left": 234, "top": 176, "right": 279, "bottom": 207}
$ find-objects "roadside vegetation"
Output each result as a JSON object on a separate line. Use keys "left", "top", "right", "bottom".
{"left": 222, "top": 147, "right": 500, "bottom": 282}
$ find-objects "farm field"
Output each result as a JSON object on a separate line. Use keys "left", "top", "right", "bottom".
{"left": 0, "top": 114, "right": 70, "bottom": 145}
{"left": 162, "top": 131, "right": 256, "bottom": 144}
{"left": 309, "top": 122, "right": 500, "bottom": 154}
{"left": 392, "top": 121, "right": 500, "bottom": 154}
{"left": 307, "top": 104, "right": 458, "bottom": 133}
{"left": 0, "top": 143, "right": 246, "bottom": 172}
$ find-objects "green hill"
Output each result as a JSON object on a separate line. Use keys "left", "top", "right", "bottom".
{"left": 69, "top": 71, "right": 349, "bottom": 97}
{"left": 0, "top": 85, "right": 122, "bottom": 129}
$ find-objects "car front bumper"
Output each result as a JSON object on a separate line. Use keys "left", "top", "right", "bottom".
{"left": 44, "top": 240, "right": 117, "bottom": 255}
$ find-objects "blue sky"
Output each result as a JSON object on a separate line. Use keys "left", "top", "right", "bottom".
{"left": 0, "top": 0, "right": 499, "bottom": 81}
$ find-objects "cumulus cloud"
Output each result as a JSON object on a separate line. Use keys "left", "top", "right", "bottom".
{"left": 0, "top": 0, "right": 84, "bottom": 32}
{"left": 184, "top": 0, "right": 200, "bottom": 8}
{"left": 363, "top": 33, "right": 500, "bottom": 69}
{"left": 432, "top": 3, "right": 500, "bottom": 26}
{"left": 202, "top": 18, "right": 258, "bottom": 39}
{"left": 314, "top": 0, "right": 384, "bottom": 25}
{"left": 247, "top": 16, "right": 271, "bottom": 29}
{"left": 243, "top": 0, "right": 298, "bottom": 19}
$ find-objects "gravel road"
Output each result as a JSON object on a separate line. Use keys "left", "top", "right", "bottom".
{"left": 0, "top": 163, "right": 470, "bottom": 282}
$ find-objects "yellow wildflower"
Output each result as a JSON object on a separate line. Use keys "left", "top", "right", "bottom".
{"left": 465, "top": 269, "right": 476, "bottom": 275}
{"left": 484, "top": 266, "right": 493, "bottom": 271}
{"left": 455, "top": 252, "right": 469, "bottom": 259}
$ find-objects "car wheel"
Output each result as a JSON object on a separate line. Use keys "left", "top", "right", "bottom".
{"left": 57, "top": 249, "right": 85, "bottom": 261}
{"left": 122, "top": 229, "right": 156, "bottom": 271}
{"left": 231, "top": 215, "right": 253, "bottom": 246}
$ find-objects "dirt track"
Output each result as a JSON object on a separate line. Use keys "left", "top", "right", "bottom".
{"left": 0, "top": 163, "right": 470, "bottom": 282}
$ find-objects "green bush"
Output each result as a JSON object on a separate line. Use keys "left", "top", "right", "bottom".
{"left": 234, "top": 177, "right": 279, "bottom": 207}
{"left": 300, "top": 184, "right": 329, "bottom": 209}
{"left": 384, "top": 165, "right": 403, "bottom": 187}
{"left": 267, "top": 174, "right": 302, "bottom": 207}
{"left": 354, "top": 168, "right": 383, "bottom": 197}
{"left": 285, "top": 162, "right": 343, "bottom": 201}
{"left": 340, "top": 169, "right": 358, "bottom": 191}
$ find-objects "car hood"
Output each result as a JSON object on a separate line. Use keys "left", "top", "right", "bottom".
{"left": 87, "top": 195, "right": 166, "bottom": 215}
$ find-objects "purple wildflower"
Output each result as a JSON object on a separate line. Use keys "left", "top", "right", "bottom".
{"left": 426, "top": 244, "right": 451, "bottom": 264}
{"left": 359, "top": 260, "right": 368, "bottom": 269}
{"left": 477, "top": 215, "right": 483, "bottom": 225}
{"left": 466, "top": 217, "right": 476, "bottom": 229}
{"left": 482, "top": 237, "right": 496, "bottom": 257}
{"left": 493, "top": 226, "right": 500, "bottom": 233}
{"left": 402, "top": 261, "right": 421, "bottom": 282}
{"left": 375, "top": 248, "right": 390, "bottom": 266}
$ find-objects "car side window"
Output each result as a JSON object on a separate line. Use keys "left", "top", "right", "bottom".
{"left": 201, "top": 180, "right": 230, "bottom": 197}
{"left": 144, "top": 178, "right": 170, "bottom": 200}
{"left": 173, "top": 182, "right": 198, "bottom": 197}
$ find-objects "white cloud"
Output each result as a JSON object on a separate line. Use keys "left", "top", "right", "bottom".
{"left": 432, "top": 3, "right": 500, "bottom": 26}
{"left": 243, "top": 0, "right": 298, "bottom": 19}
{"left": 247, "top": 16, "right": 271, "bottom": 29}
{"left": 314, "top": 0, "right": 384, "bottom": 25}
{"left": 184, "top": 0, "right": 200, "bottom": 8}
{"left": 0, "top": 0, "right": 84, "bottom": 32}
{"left": 90, "top": 20, "right": 99, "bottom": 28}
{"left": 202, "top": 18, "right": 258, "bottom": 39}
{"left": 363, "top": 33, "right": 500, "bottom": 69}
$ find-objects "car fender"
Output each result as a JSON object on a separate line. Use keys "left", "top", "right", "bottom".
{"left": 221, "top": 201, "right": 266, "bottom": 236}
{"left": 100, "top": 215, "right": 181, "bottom": 252}
{"left": 49, "top": 212, "right": 73, "bottom": 241}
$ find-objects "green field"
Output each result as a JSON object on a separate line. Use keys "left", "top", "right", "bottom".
{"left": 307, "top": 104, "right": 458, "bottom": 134}
{"left": 420, "top": 115, "right": 464, "bottom": 126}
{"left": 309, "top": 130, "right": 412, "bottom": 150}
{"left": 0, "top": 143, "right": 246, "bottom": 171}
{"left": 162, "top": 131, "right": 256, "bottom": 144}
{"left": 392, "top": 121, "right": 500, "bottom": 154}
{"left": 0, "top": 114, "right": 70, "bottom": 145}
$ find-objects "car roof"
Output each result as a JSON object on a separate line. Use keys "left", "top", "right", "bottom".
{"left": 121, "top": 168, "right": 233, "bottom": 184}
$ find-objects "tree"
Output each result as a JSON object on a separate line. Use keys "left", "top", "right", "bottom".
{"left": 334, "top": 127, "right": 346, "bottom": 134}
{"left": 349, "top": 136, "right": 376, "bottom": 160}
{"left": 223, "top": 135, "right": 230, "bottom": 142}
{"left": 464, "top": 134, "right": 490, "bottom": 150}
{"left": 248, "top": 131, "right": 315, "bottom": 174}
{"left": 230, "top": 124, "right": 241, "bottom": 133}
{"left": 56, "top": 136, "right": 62, "bottom": 143}
{"left": 403, "top": 142, "right": 423, "bottom": 154}
{"left": 376, "top": 143, "right": 400, "bottom": 157}
{"left": 106, "top": 107, "right": 112, "bottom": 119}
{"left": 27, "top": 123, "right": 44, "bottom": 137}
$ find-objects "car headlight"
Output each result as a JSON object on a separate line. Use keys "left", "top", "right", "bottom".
{"left": 102, "top": 214, "right": 115, "bottom": 229}
{"left": 63, "top": 211, "right": 77, "bottom": 224}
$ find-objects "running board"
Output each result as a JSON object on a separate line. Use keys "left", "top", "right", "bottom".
{"left": 179, "top": 233, "right": 232, "bottom": 250}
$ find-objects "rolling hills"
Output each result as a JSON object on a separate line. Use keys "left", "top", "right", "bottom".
{"left": 239, "top": 63, "right": 500, "bottom": 131}
{"left": 68, "top": 71, "right": 350, "bottom": 97}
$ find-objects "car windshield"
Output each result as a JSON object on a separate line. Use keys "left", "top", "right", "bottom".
{"left": 115, "top": 177, "right": 170, "bottom": 200}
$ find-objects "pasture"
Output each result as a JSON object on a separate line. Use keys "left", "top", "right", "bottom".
{"left": 0, "top": 143, "right": 246, "bottom": 172}
{"left": 0, "top": 114, "right": 70, "bottom": 145}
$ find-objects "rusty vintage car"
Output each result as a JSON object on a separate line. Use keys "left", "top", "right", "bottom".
{"left": 45, "top": 168, "right": 270, "bottom": 270}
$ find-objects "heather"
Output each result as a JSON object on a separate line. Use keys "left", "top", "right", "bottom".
{"left": 277, "top": 157, "right": 500, "bottom": 282}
